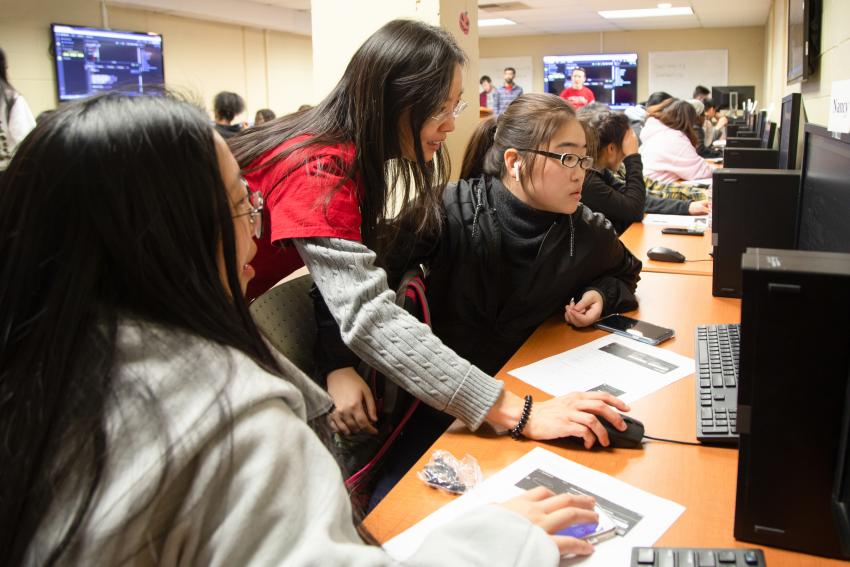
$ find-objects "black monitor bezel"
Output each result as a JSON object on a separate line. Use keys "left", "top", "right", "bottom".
{"left": 778, "top": 93, "right": 803, "bottom": 169}
{"left": 795, "top": 123, "right": 850, "bottom": 250}
{"left": 49, "top": 22, "right": 166, "bottom": 104}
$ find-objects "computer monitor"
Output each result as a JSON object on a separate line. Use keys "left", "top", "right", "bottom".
{"left": 711, "top": 85, "right": 756, "bottom": 113}
{"left": 754, "top": 111, "right": 767, "bottom": 140}
{"left": 796, "top": 124, "right": 850, "bottom": 253}
{"left": 778, "top": 93, "right": 803, "bottom": 169}
{"left": 51, "top": 23, "right": 165, "bottom": 102}
{"left": 542, "top": 53, "right": 637, "bottom": 109}
{"left": 761, "top": 121, "right": 775, "bottom": 149}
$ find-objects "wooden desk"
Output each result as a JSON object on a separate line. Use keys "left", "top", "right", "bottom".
{"left": 621, "top": 221, "right": 714, "bottom": 276}
{"left": 364, "top": 272, "right": 842, "bottom": 566}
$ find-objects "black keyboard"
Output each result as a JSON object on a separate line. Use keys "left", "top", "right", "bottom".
{"left": 631, "top": 547, "right": 766, "bottom": 567}
{"left": 694, "top": 324, "right": 740, "bottom": 444}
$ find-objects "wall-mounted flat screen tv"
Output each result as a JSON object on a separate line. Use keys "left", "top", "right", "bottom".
{"left": 786, "top": 0, "right": 821, "bottom": 83}
{"left": 543, "top": 52, "right": 637, "bottom": 109}
{"left": 51, "top": 23, "right": 164, "bottom": 102}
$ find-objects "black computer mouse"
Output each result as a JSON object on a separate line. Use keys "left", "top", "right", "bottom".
{"left": 647, "top": 246, "right": 686, "bottom": 263}
{"left": 599, "top": 414, "right": 645, "bottom": 448}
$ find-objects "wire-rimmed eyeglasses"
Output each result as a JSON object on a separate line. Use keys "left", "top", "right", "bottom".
{"left": 517, "top": 148, "right": 595, "bottom": 170}
{"left": 430, "top": 100, "right": 468, "bottom": 122}
{"left": 232, "top": 183, "right": 264, "bottom": 239}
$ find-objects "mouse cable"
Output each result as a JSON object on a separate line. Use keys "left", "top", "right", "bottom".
{"left": 643, "top": 434, "right": 702, "bottom": 446}
{"left": 684, "top": 259, "right": 713, "bottom": 263}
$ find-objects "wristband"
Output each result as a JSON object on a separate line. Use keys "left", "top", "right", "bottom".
{"left": 510, "top": 394, "right": 533, "bottom": 440}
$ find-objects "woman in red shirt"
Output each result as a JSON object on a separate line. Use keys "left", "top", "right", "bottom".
{"left": 230, "top": 20, "right": 630, "bottom": 456}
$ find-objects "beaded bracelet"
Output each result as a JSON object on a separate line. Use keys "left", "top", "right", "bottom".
{"left": 510, "top": 394, "right": 533, "bottom": 440}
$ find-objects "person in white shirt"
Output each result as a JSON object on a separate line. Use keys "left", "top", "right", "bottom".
{"left": 0, "top": 47, "right": 36, "bottom": 173}
{"left": 0, "top": 92, "right": 600, "bottom": 566}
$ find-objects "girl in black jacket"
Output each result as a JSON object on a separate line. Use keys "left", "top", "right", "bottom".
{"left": 577, "top": 108, "right": 710, "bottom": 235}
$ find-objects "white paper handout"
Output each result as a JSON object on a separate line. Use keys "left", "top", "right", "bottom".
{"left": 642, "top": 214, "right": 710, "bottom": 229}
{"left": 508, "top": 334, "right": 694, "bottom": 403}
{"left": 384, "top": 447, "right": 685, "bottom": 566}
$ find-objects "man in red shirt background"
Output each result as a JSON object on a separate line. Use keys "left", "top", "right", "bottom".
{"left": 559, "top": 67, "right": 595, "bottom": 109}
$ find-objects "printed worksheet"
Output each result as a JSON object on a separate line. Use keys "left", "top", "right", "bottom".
{"left": 508, "top": 335, "right": 694, "bottom": 403}
{"left": 384, "top": 447, "right": 685, "bottom": 566}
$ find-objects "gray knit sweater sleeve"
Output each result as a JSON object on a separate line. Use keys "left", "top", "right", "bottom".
{"left": 294, "top": 237, "right": 503, "bottom": 430}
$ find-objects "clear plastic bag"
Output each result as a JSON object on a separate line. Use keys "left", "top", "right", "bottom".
{"left": 417, "top": 450, "right": 482, "bottom": 494}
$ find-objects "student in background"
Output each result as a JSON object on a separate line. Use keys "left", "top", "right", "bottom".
{"left": 639, "top": 99, "right": 714, "bottom": 182}
{"left": 579, "top": 108, "right": 709, "bottom": 229}
{"left": 693, "top": 85, "right": 710, "bottom": 101}
{"left": 702, "top": 97, "right": 727, "bottom": 142}
{"left": 479, "top": 74, "right": 500, "bottom": 111}
{"left": 559, "top": 67, "right": 595, "bottom": 109}
{"left": 626, "top": 90, "right": 674, "bottom": 140}
{"left": 687, "top": 99, "right": 721, "bottom": 159}
{"left": 231, "top": 20, "right": 630, "bottom": 459}
{"left": 0, "top": 47, "right": 35, "bottom": 176}
{"left": 254, "top": 108, "right": 276, "bottom": 125}
{"left": 494, "top": 66, "right": 523, "bottom": 116}
{"left": 212, "top": 91, "right": 245, "bottom": 139}
{"left": 0, "top": 92, "right": 601, "bottom": 566}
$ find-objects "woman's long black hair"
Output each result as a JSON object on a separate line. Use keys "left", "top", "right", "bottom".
{"left": 0, "top": 93, "right": 282, "bottom": 564}
{"left": 229, "top": 19, "right": 467, "bottom": 253}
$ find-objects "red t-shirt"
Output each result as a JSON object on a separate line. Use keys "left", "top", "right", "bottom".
{"left": 243, "top": 135, "right": 362, "bottom": 300}
{"left": 559, "top": 86, "right": 595, "bottom": 109}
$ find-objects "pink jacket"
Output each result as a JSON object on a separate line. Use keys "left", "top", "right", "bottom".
{"left": 639, "top": 117, "right": 714, "bottom": 182}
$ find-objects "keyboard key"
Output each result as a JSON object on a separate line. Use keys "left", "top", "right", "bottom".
{"left": 658, "top": 549, "right": 676, "bottom": 567}
{"left": 718, "top": 550, "right": 736, "bottom": 563}
{"left": 724, "top": 375, "right": 737, "bottom": 387}
{"left": 681, "top": 550, "right": 696, "bottom": 567}
{"left": 712, "top": 375, "right": 723, "bottom": 387}
{"left": 637, "top": 548, "right": 655, "bottom": 564}
{"left": 700, "top": 379, "right": 711, "bottom": 388}
{"left": 701, "top": 408, "right": 713, "bottom": 419}
{"left": 713, "top": 390, "right": 725, "bottom": 401}
{"left": 698, "top": 550, "right": 716, "bottom": 567}
{"left": 743, "top": 550, "right": 759, "bottom": 565}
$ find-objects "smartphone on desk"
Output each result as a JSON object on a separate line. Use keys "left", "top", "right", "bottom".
{"left": 661, "top": 226, "right": 705, "bottom": 236}
{"left": 594, "top": 314, "right": 675, "bottom": 345}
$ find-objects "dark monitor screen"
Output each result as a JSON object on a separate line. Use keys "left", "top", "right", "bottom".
{"left": 542, "top": 53, "right": 637, "bottom": 109}
{"left": 761, "top": 121, "right": 775, "bottom": 149}
{"left": 51, "top": 23, "right": 164, "bottom": 102}
{"left": 796, "top": 124, "right": 850, "bottom": 253}
{"left": 778, "top": 93, "right": 803, "bottom": 169}
{"left": 711, "top": 85, "right": 755, "bottom": 112}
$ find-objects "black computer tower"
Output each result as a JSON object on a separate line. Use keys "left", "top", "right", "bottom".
{"left": 723, "top": 148, "right": 779, "bottom": 169}
{"left": 735, "top": 248, "right": 850, "bottom": 559}
{"left": 711, "top": 169, "right": 800, "bottom": 297}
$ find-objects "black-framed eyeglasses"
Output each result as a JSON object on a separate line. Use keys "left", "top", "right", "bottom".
{"left": 517, "top": 148, "right": 595, "bottom": 170}
{"left": 232, "top": 182, "right": 264, "bottom": 239}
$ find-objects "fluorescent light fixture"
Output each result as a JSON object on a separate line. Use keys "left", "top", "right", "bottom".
{"left": 599, "top": 6, "right": 693, "bottom": 19}
{"left": 479, "top": 18, "right": 517, "bottom": 27}
{"left": 658, "top": 2, "right": 673, "bottom": 8}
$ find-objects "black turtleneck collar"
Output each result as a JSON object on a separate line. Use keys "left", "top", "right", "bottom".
{"left": 490, "top": 176, "right": 562, "bottom": 240}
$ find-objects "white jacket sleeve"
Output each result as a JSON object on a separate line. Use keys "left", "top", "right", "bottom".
{"left": 176, "top": 399, "right": 558, "bottom": 566}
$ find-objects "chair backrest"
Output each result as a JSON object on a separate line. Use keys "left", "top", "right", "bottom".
{"left": 250, "top": 273, "right": 316, "bottom": 375}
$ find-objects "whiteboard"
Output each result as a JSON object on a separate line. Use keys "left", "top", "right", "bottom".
{"left": 480, "top": 57, "right": 534, "bottom": 94}
{"left": 648, "top": 50, "right": 728, "bottom": 100}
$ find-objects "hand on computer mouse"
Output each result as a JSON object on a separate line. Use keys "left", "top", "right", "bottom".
{"left": 523, "top": 391, "right": 630, "bottom": 448}
{"left": 565, "top": 290, "right": 604, "bottom": 327}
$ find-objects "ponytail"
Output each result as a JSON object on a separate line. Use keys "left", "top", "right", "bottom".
{"left": 459, "top": 116, "right": 498, "bottom": 179}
